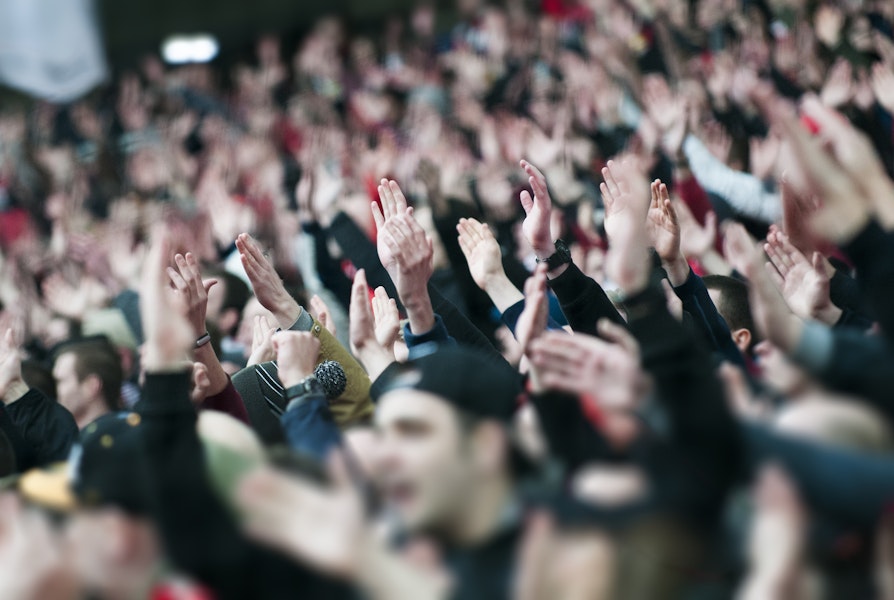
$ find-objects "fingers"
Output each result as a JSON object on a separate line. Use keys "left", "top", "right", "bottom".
{"left": 377, "top": 179, "right": 409, "bottom": 221}
{"left": 371, "top": 201, "right": 385, "bottom": 230}
{"left": 371, "top": 286, "right": 392, "bottom": 321}
{"left": 520, "top": 159, "right": 550, "bottom": 206}
{"left": 236, "top": 233, "right": 265, "bottom": 265}
{"left": 601, "top": 161, "right": 621, "bottom": 199}
{"left": 519, "top": 190, "right": 535, "bottom": 215}
{"left": 658, "top": 182, "right": 677, "bottom": 224}
{"left": 349, "top": 269, "right": 375, "bottom": 348}
{"left": 310, "top": 295, "right": 335, "bottom": 335}
{"left": 377, "top": 180, "right": 394, "bottom": 219}
{"left": 810, "top": 251, "right": 826, "bottom": 274}
{"left": 388, "top": 180, "right": 409, "bottom": 214}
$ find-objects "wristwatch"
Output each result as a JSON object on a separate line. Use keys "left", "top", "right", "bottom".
{"left": 535, "top": 239, "right": 572, "bottom": 270}
{"left": 285, "top": 375, "right": 324, "bottom": 401}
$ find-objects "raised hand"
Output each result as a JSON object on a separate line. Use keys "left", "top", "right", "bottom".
{"left": 272, "top": 331, "right": 321, "bottom": 389}
{"left": 41, "top": 272, "right": 99, "bottom": 321}
{"left": 723, "top": 223, "right": 802, "bottom": 352}
{"left": 140, "top": 227, "right": 195, "bottom": 372}
{"left": 516, "top": 264, "right": 549, "bottom": 363}
{"left": 820, "top": 58, "right": 853, "bottom": 108}
{"left": 518, "top": 160, "right": 555, "bottom": 259}
{"left": 764, "top": 229, "right": 841, "bottom": 325}
{"left": 190, "top": 362, "right": 212, "bottom": 405}
{"left": 371, "top": 179, "right": 411, "bottom": 275}
{"left": 601, "top": 158, "right": 652, "bottom": 294}
{"left": 676, "top": 201, "right": 718, "bottom": 261}
{"left": 247, "top": 314, "right": 278, "bottom": 367}
{"left": 309, "top": 294, "right": 336, "bottom": 336}
{"left": 457, "top": 217, "right": 504, "bottom": 290}
{"left": 371, "top": 286, "right": 400, "bottom": 351}
{"left": 349, "top": 270, "right": 395, "bottom": 380}
{"left": 642, "top": 75, "right": 688, "bottom": 156}
{"left": 377, "top": 211, "right": 435, "bottom": 334}
{"left": 750, "top": 84, "right": 874, "bottom": 243}
{"left": 238, "top": 453, "right": 366, "bottom": 578}
{"left": 799, "top": 96, "right": 894, "bottom": 230}
{"left": 167, "top": 252, "right": 218, "bottom": 337}
{"left": 529, "top": 330, "right": 645, "bottom": 410}
{"left": 236, "top": 233, "right": 302, "bottom": 330}
{"left": 646, "top": 179, "right": 689, "bottom": 286}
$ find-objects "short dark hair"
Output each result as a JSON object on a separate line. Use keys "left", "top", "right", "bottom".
{"left": 21, "top": 360, "right": 56, "bottom": 400}
{"left": 205, "top": 268, "right": 252, "bottom": 335}
{"left": 56, "top": 339, "right": 123, "bottom": 412}
{"left": 206, "top": 269, "right": 251, "bottom": 315}
{"left": 703, "top": 275, "right": 760, "bottom": 349}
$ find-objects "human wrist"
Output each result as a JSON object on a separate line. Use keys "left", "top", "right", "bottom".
{"left": 273, "top": 298, "right": 303, "bottom": 330}
{"left": 402, "top": 292, "right": 436, "bottom": 334}
{"left": 194, "top": 344, "right": 230, "bottom": 396}
{"left": 664, "top": 254, "right": 690, "bottom": 287}
{"left": 142, "top": 350, "right": 192, "bottom": 374}
{"left": 813, "top": 303, "right": 843, "bottom": 327}
{"left": 279, "top": 367, "right": 316, "bottom": 390}
{"left": 483, "top": 274, "right": 524, "bottom": 312}
{"left": 355, "top": 347, "right": 395, "bottom": 381}
{"left": 1, "top": 380, "right": 28, "bottom": 405}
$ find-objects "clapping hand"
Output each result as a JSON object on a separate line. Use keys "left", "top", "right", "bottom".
{"left": 236, "top": 233, "right": 302, "bottom": 330}
{"left": 764, "top": 228, "right": 841, "bottom": 325}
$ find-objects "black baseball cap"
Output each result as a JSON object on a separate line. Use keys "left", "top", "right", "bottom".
{"left": 371, "top": 345, "right": 544, "bottom": 478}
{"left": 371, "top": 345, "right": 524, "bottom": 421}
{"left": 20, "top": 412, "right": 151, "bottom": 515}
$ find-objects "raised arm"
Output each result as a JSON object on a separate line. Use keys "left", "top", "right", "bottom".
{"left": 518, "top": 159, "right": 625, "bottom": 335}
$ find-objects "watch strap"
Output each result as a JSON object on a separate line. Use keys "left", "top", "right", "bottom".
{"left": 195, "top": 332, "right": 212, "bottom": 349}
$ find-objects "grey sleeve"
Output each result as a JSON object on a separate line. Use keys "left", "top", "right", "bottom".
{"left": 683, "top": 134, "right": 781, "bottom": 223}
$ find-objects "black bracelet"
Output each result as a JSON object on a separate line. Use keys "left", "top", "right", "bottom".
{"left": 195, "top": 332, "right": 211, "bottom": 349}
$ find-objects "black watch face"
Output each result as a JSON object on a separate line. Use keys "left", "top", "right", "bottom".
{"left": 555, "top": 239, "right": 571, "bottom": 259}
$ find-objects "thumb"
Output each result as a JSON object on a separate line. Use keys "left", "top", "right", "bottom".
{"left": 203, "top": 279, "right": 219, "bottom": 293}
{"left": 811, "top": 251, "right": 825, "bottom": 273}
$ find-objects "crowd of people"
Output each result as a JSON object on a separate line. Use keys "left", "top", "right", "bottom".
{"left": 1, "top": 0, "right": 894, "bottom": 597}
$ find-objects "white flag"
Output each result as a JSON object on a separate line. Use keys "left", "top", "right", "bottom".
{"left": 0, "top": 0, "right": 108, "bottom": 102}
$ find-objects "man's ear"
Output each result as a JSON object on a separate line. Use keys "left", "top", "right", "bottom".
{"left": 471, "top": 421, "right": 508, "bottom": 475}
{"left": 732, "top": 328, "right": 752, "bottom": 355}
{"left": 82, "top": 373, "right": 103, "bottom": 401}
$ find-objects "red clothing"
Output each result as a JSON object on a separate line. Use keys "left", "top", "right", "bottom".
{"left": 200, "top": 378, "right": 250, "bottom": 425}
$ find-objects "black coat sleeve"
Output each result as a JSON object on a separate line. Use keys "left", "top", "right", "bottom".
{"left": 842, "top": 220, "right": 894, "bottom": 343}
{"left": 625, "top": 283, "right": 742, "bottom": 527}
{"left": 547, "top": 263, "right": 626, "bottom": 336}
{"left": 0, "top": 402, "right": 32, "bottom": 472}
{"left": 5, "top": 388, "right": 77, "bottom": 470}
{"left": 328, "top": 211, "right": 507, "bottom": 363}
{"left": 139, "top": 372, "right": 352, "bottom": 600}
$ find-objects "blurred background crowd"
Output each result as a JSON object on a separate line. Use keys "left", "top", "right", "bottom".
{"left": 2, "top": 0, "right": 894, "bottom": 598}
